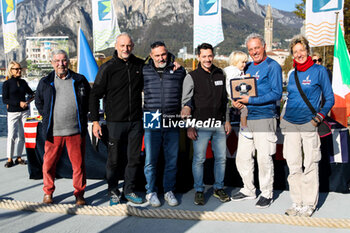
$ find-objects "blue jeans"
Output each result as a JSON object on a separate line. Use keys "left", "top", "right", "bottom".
{"left": 144, "top": 128, "right": 179, "bottom": 193}
{"left": 192, "top": 126, "right": 227, "bottom": 192}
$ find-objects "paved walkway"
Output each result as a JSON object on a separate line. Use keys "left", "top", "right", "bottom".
{"left": 0, "top": 137, "right": 349, "bottom": 233}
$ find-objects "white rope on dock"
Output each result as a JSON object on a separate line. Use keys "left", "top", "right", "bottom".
{"left": 0, "top": 199, "right": 349, "bottom": 229}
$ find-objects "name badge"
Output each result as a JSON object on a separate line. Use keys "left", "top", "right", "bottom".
{"left": 214, "top": 80, "right": 223, "bottom": 86}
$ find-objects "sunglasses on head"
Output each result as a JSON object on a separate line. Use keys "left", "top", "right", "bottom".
{"left": 313, "top": 58, "right": 322, "bottom": 63}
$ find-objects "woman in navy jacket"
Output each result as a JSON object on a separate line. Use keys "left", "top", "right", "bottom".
{"left": 2, "top": 61, "right": 34, "bottom": 167}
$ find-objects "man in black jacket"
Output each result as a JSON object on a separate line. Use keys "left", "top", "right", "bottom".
{"left": 181, "top": 43, "right": 231, "bottom": 206}
{"left": 143, "top": 41, "right": 186, "bottom": 207}
{"left": 35, "top": 50, "right": 90, "bottom": 205}
{"left": 89, "top": 33, "right": 144, "bottom": 205}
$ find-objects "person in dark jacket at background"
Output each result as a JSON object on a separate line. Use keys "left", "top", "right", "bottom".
{"left": 89, "top": 32, "right": 145, "bottom": 205}
{"left": 35, "top": 49, "right": 90, "bottom": 205}
{"left": 143, "top": 41, "right": 186, "bottom": 207}
{"left": 2, "top": 61, "right": 34, "bottom": 168}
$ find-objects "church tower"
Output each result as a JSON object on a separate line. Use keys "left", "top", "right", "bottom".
{"left": 264, "top": 4, "right": 273, "bottom": 52}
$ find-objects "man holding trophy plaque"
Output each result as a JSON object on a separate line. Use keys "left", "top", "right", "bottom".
{"left": 231, "top": 33, "right": 283, "bottom": 209}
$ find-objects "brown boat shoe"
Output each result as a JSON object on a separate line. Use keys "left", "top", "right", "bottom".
{"left": 43, "top": 194, "right": 53, "bottom": 204}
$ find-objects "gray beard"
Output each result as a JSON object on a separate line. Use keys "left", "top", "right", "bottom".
{"left": 157, "top": 62, "right": 167, "bottom": 68}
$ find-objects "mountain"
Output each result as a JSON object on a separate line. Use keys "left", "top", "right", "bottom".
{"left": 1, "top": 0, "right": 302, "bottom": 65}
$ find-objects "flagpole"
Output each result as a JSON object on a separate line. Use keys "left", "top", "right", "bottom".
{"left": 332, "top": 12, "right": 340, "bottom": 67}
{"left": 192, "top": 46, "right": 196, "bottom": 71}
{"left": 4, "top": 53, "right": 8, "bottom": 80}
{"left": 335, "top": 12, "right": 339, "bottom": 40}
{"left": 77, "top": 21, "right": 81, "bottom": 73}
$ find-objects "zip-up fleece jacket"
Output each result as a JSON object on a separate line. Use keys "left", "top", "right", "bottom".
{"left": 182, "top": 64, "right": 228, "bottom": 122}
{"left": 143, "top": 53, "right": 186, "bottom": 115}
{"left": 89, "top": 52, "right": 144, "bottom": 122}
{"left": 35, "top": 70, "right": 91, "bottom": 139}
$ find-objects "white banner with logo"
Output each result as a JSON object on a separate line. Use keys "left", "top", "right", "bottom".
{"left": 305, "top": 0, "right": 344, "bottom": 47}
{"left": 1, "top": 0, "right": 20, "bottom": 53}
{"left": 92, "top": 0, "right": 121, "bottom": 52}
{"left": 193, "top": 0, "right": 224, "bottom": 49}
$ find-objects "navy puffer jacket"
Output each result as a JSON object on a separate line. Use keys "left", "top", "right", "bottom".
{"left": 143, "top": 54, "right": 186, "bottom": 115}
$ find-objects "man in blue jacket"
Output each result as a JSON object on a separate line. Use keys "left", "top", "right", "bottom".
{"left": 143, "top": 41, "right": 186, "bottom": 207}
{"left": 35, "top": 50, "right": 90, "bottom": 205}
{"left": 232, "top": 33, "right": 283, "bottom": 208}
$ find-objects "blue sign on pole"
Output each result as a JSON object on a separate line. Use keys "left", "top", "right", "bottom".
{"left": 312, "top": 0, "right": 342, "bottom": 13}
{"left": 98, "top": 0, "right": 111, "bottom": 21}
{"left": 2, "top": 0, "right": 16, "bottom": 24}
{"left": 199, "top": 0, "right": 218, "bottom": 16}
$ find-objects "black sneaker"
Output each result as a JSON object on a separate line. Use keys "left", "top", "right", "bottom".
{"left": 194, "top": 192, "right": 205, "bottom": 205}
{"left": 255, "top": 196, "right": 273, "bottom": 208}
{"left": 213, "top": 189, "right": 231, "bottom": 203}
{"left": 232, "top": 192, "right": 256, "bottom": 201}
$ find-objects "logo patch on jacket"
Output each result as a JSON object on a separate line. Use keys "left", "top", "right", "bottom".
{"left": 252, "top": 71, "right": 260, "bottom": 81}
{"left": 302, "top": 75, "right": 311, "bottom": 85}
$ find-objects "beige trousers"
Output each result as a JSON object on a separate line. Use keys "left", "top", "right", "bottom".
{"left": 236, "top": 118, "right": 277, "bottom": 199}
{"left": 280, "top": 119, "right": 321, "bottom": 208}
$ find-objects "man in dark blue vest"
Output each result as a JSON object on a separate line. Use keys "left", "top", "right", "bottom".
{"left": 143, "top": 41, "right": 186, "bottom": 207}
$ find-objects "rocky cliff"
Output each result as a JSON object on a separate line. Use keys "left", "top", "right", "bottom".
{"left": 1, "top": 0, "right": 302, "bottom": 64}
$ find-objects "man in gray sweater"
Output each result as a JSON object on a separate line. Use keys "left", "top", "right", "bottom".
{"left": 35, "top": 50, "right": 90, "bottom": 205}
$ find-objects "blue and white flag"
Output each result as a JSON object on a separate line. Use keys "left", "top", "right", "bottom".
{"left": 193, "top": 0, "right": 224, "bottom": 48}
{"left": 92, "top": 0, "right": 120, "bottom": 52}
{"left": 1, "top": 0, "right": 20, "bottom": 53}
{"left": 77, "top": 28, "right": 98, "bottom": 83}
{"left": 305, "top": 0, "right": 344, "bottom": 47}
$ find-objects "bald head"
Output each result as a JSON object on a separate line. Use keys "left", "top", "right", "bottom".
{"left": 115, "top": 33, "right": 134, "bottom": 61}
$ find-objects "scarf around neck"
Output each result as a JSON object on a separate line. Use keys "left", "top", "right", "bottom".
{"left": 293, "top": 56, "right": 314, "bottom": 72}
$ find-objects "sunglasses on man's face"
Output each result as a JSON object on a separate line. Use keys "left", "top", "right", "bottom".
{"left": 313, "top": 58, "right": 322, "bottom": 63}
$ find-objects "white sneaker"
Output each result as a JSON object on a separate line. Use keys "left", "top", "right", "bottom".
{"left": 285, "top": 203, "right": 302, "bottom": 216}
{"left": 146, "top": 192, "right": 161, "bottom": 207}
{"left": 164, "top": 191, "right": 178, "bottom": 206}
{"left": 240, "top": 127, "right": 253, "bottom": 139}
{"left": 299, "top": 205, "right": 315, "bottom": 217}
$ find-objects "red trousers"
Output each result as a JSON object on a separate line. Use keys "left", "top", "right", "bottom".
{"left": 43, "top": 134, "right": 86, "bottom": 197}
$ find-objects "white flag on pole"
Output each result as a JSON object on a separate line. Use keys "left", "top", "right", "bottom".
{"left": 193, "top": 0, "right": 224, "bottom": 49}
{"left": 305, "top": 0, "right": 344, "bottom": 47}
{"left": 1, "top": 0, "right": 20, "bottom": 53}
{"left": 92, "top": 0, "right": 120, "bottom": 52}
